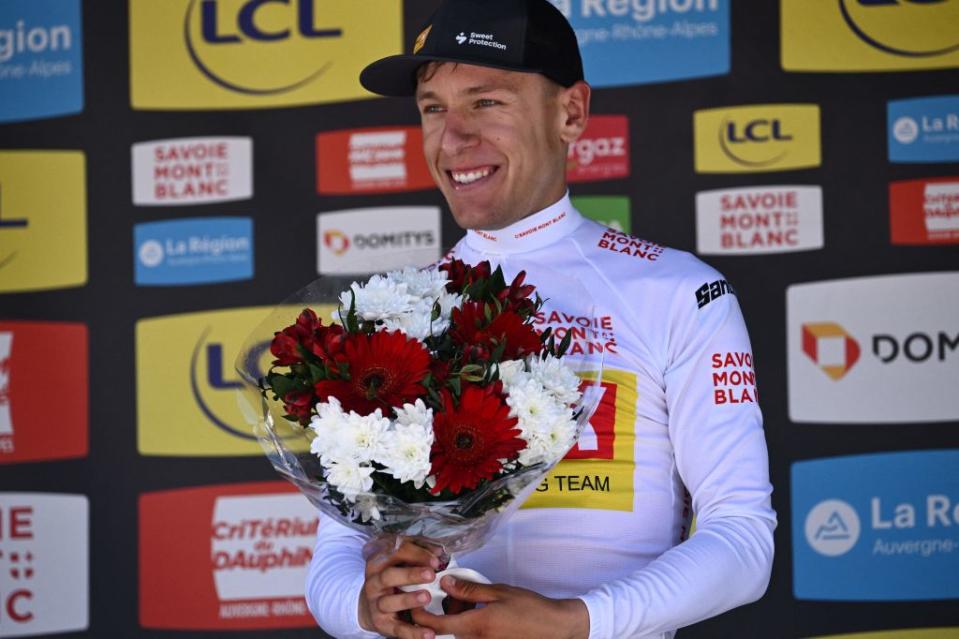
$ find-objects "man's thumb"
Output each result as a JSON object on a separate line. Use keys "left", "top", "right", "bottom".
{"left": 441, "top": 576, "right": 498, "bottom": 603}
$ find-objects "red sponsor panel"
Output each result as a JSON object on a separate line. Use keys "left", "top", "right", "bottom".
{"left": 890, "top": 177, "right": 959, "bottom": 245}
{"left": 566, "top": 115, "right": 630, "bottom": 183}
{"left": 0, "top": 321, "right": 88, "bottom": 463}
{"left": 139, "top": 481, "right": 319, "bottom": 630}
{"left": 316, "top": 126, "right": 436, "bottom": 194}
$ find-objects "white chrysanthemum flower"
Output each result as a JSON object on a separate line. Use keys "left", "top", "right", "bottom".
{"left": 437, "top": 291, "right": 464, "bottom": 319}
{"left": 529, "top": 355, "right": 582, "bottom": 406}
{"left": 497, "top": 359, "right": 528, "bottom": 387}
{"left": 380, "top": 302, "right": 448, "bottom": 340}
{"left": 338, "top": 274, "right": 418, "bottom": 322}
{"left": 389, "top": 266, "right": 450, "bottom": 299}
{"left": 353, "top": 494, "right": 382, "bottom": 522}
{"left": 506, "top": 378, "right": 565, "bottom": 426}
{"left": 309, "top": 398, "right": 389, "bottom": 466}
{"left": 516, "top": 412, "right": 577, "bottom": 467}
{"left": 393, "top": 399, "right": 433, "bottom": 428}
{"left": 375, "top": 422, "right": 434, "bottom": 488}
{"left": 324, "top": 458, "right": 375, "bottom": 501}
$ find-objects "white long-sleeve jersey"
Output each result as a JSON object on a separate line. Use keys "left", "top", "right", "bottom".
{"left": 306, "top": 194, "right": 776, "bottom": 639}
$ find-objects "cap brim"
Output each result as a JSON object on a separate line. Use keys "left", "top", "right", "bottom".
{"left": 359, "top": 54, "right": 548, "bottom": 98}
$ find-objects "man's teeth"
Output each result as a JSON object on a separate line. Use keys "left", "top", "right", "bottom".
{"left": 451, "top": 167, "right": 493, "bottom": 184}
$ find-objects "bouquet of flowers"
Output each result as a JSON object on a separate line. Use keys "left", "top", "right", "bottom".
{"left": 235, "top": 259, "right": 603, "bottom": 612}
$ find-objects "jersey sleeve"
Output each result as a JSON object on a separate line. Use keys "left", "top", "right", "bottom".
{"left": 305, "top": 516, "right": 380, "bottom": 639}
{"left": 579, "top": 261, "right": 776, "bottom": 639}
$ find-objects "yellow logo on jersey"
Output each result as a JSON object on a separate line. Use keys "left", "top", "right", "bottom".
{"left": 129, "top": 0, "right": 402, "bottom": 109}
{"left": 0, "top": 151, "right": 86, "bottom": 294}
{"left": 524, "top": 369, "right": 637, "bottom": 512}
{"left": 694, "top": 104, "right": 821, "bottom": 174}
{"left": 808, "top": 628, "right": 959, "bottom": 639}
{"left": 782, "top": 0, "right": 959, "bottom": 72}
{"left": 137, "top": 305, "right": 333, "bottom": 456}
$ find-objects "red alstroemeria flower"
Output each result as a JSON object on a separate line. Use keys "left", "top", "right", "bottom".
{"left": 430, "top": 384, "right": 525, "bottom": 495}
{"left": 497, "top": 270, "right": 537, "bottom": 316}
{"left": 283, "top": 389, "right": 314, "bottom": 425}
{"left": 450, "top": 301, "right": 542, "bottom": 361}
{"left": 270, "top": 309, "right": 346, "bottom": 366}
{"left": 439, "top": 258, "right": 492, "bottom": 293}
{"left": 314, "top": 330, "right": 430, "bottom": 415}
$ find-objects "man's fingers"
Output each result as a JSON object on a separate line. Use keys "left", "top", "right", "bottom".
{"left": 382, "top": 617, "right": 436, "bottom": 639}
{"left": 441, "top": 576, "right": 499, "bottom": 604}
{"left": 376, "top": 589, "right": 431, "bottom": 614}
{"left": 380, "top": 566, "right": 436, "bottom": 590}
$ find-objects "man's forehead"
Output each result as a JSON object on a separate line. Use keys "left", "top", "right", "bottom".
{"left": 415, "top": 63, "right": 532, "bottom": 99}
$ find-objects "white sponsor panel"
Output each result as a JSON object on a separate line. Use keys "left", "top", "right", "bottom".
{"left": 925, "top": 182, "right": 959, "bottom": 233}
{"left": 317, "top": 207, "right": 441, "bottom": 275}
{"left": 132, "top": 137, "right": 253, "bottom": 206}
{"left": 211, "top": 494, "right": 318, "bottom": 602}
{"left": 0, "top": 493, "right": 88, "bottom": 637}
{"left": 787, "top": 272, "right": 959, "bottom": 423}
{"left": 696, "top": 185, "right": 823, "bottom": 255}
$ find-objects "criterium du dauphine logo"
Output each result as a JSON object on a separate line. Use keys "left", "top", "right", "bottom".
{"left": 805, "top": 499, "right": 861, "bottom": 557}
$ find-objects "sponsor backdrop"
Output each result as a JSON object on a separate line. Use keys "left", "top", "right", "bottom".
{"left": 0, "top": 1, "right": 956, "bottom": 637}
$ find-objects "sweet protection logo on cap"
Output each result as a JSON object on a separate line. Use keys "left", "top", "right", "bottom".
{"left": 801, "top": 322, "right": 861, "bottom": 380}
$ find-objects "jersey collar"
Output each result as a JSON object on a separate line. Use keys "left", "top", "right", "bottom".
{"left": 463, "top": 193, "right": 583, "bottom": 255}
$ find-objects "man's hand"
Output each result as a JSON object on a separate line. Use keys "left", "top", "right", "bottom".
{"left": 359, "top": 537, "right": 442, "bottom": 639}
{"left": 411, "top": 576, "right": 590, "bottom": 639}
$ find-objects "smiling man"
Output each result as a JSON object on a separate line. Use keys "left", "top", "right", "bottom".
{"left": 305, "top": 1, "right": 776, "bottom": 639}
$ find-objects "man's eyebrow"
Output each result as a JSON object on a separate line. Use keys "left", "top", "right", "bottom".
{"left": 415, "top": 83, "right": 519, "bottom": 102}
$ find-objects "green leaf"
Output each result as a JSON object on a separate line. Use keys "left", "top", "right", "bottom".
{"left": 558, "top": 329, "right": 573, "bottom": 357}
{"left": 269, "top": 374, "right": 296, "bottom": 399}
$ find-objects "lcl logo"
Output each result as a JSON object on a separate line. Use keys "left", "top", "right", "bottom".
{"left": 720, "top": 118, "right": 793, "bottom": 167}
{"left": 185, "top": 0, "right": 342, "bottom": 95}
{"left": 842, "top": 0, "right": 959, "bottom": 58}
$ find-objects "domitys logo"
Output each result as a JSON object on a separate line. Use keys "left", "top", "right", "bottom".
{"left": 801, "top": 322, "right": 861, "bottom": 380}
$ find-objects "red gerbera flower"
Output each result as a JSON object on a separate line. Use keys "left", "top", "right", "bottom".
{"left": 430, "top": 384, "right": 525, "bottom": 495}
{"left": 450, "top": 301, "right": 542, "bottom": 361}
{"left": 314, "top": 330, "right": 430, "bottom": 415}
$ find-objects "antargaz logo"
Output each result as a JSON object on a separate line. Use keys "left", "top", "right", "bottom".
{"left": 802, "top": 322, "right": 861, "bottom": 380}
{"left": 184, "top": 0, "right": 340, "bottom": 95}
{"left": 839, "top": 0, "right": 959, "bottom": 59}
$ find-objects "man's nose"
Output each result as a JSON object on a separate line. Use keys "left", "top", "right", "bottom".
{"left": 440, "top": 110, "right": 479, "bottom": 156}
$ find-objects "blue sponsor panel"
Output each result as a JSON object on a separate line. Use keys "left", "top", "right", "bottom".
{"left": 134, "top": 217, "right": 254, "bottom": 286}
{"left": 0, "top": 0, "right": 83, "bottom": 123}
{"left": 550, "top": 0, "right": 729, "bottom": 88}
{"left": 792, "top": 450, "right": 959, "bottom": 601}
{"left": 888, "top": 95, "right": 959, "bottom": 163}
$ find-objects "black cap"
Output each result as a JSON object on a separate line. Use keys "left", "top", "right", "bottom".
{"left": 360, "top": 0, "right": 584, "bottom": 97}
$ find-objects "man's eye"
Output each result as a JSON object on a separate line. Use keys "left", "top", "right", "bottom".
{"left": 476, "top": 99, "right": 499, "bottom": 108}
{"left": 422, "top": 104, "right": 445, "bottom": 114}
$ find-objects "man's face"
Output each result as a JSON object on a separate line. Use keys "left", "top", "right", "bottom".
{"left": 415, "top": 64, "right": 569, "bottom": 231}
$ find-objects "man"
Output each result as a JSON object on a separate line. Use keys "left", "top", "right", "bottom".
{"left": 306, "top": 1, "right": 776, "bottom": 638}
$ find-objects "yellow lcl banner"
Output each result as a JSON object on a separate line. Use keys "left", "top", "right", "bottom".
{"left": 782, "top": 0, "right": 959, "bottom": 72}
{"left": 137, "top": 305, "right": 334, "bottom": 456}
{"left": 129, "top": 0, "right": 402, "bottom": 109}
{"left": 694, "top": 104, "right": 821, "bottom": 174}
{"left": 0, "top": 151, "right": 86, "bottom": 294}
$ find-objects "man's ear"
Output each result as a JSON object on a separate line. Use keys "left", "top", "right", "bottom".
{"left": 558, "top": 81, "right": 591, "bottom": 144}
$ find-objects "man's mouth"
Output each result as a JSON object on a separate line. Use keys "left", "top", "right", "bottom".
{"left": 447, "top": 166, "right": 498, "bottom": 188}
